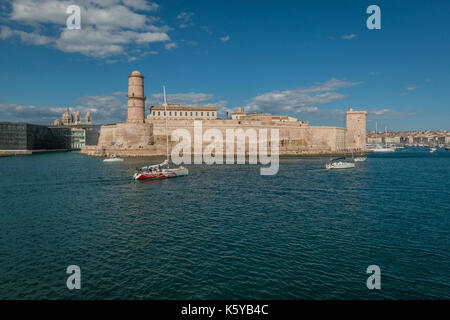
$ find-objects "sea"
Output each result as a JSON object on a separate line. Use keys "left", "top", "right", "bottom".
{"left": 0, "top": 149, "right": 449, "bottom": 299}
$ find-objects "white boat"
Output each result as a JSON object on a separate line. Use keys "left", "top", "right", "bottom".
{"left": 133, "top": 160, "right": 188, "bottom": 180}
{"left": 429, "top": 147, "right": 437, "bottom": 153}
{"left": 133, "top": 86, "right": 189, "bottom": 180}
{"left": 354, "top": 156, "right": 367, "bottom": 162}
{"left": 325, "top": 157, "right": 355, "bottom": 170}
{"left": 370, "top": 146, "right": 396, "bottom": 152}
{"left": 103, "top": 155, "right": 124, "bottom": 162}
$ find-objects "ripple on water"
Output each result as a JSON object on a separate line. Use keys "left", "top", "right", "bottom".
{"left": 0, "top": 152, "right": 449, "bottom": 299}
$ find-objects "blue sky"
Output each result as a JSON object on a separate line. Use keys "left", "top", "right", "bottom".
{"left": 0, "top": 0, "right": 449, "bottom": 130}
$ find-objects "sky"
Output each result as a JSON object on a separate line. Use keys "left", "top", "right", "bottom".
{"left": 0, "top": 0, "right": 449, "bottom": 130}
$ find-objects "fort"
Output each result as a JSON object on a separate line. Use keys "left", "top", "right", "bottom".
{"left": 81, "top": 70, "right": 367, "bottom": 157}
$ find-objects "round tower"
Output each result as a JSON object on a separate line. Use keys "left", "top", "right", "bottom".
{"left": 126, "top": 70, "right": 146, "bottom": 124}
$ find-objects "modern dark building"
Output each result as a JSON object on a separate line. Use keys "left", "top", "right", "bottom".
{"left": 0, "top": 123, "right": 71, "bottom": 151}
{"left": 0, "top": 122, "right": 102, "bottom": 154}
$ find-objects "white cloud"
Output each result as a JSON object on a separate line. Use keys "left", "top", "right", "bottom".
{"left": 219, "top": 35, "right": 230, "bottom": 42}
{"left": 176, "top": 11, "right": 194, "bottom": 28}
{"left": 164, "top": 42, "right": 177, "bottom": 50}
{"left": 244, "top": 78, "right": 362, "bottom": 114}
{"left": 368, "top": 108, "right": 416, "bottom": 120}
{"left": 0, "top": 26, "right": 53, "bottom": 45}
{"left": 1, "top": 0, "right": 171, "bottom": 58}
{"left": 0, "top": 93, "right": 128, "bottom": 124}
{"left": 341, "top": 34, "right": 357, "bottom": 40}
{"left": 147, "top": 92, "right": 229, "bottom": 116}
{"left": 148, "top": 92, "right": 214, "bottom": 105}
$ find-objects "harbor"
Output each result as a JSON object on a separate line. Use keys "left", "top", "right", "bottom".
{"left": 1, "top": 150, "right": 449, "bottom": 299}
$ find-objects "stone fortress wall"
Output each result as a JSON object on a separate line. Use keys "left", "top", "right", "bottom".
{"left": 81, "top": 70, "right": 366, "bottom": 157}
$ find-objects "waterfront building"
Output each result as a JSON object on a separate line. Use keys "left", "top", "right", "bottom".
{"left": 231, "top": 107, "right": 305, "bottom": 124}
{"left": 54, "top": 108, "right": 92, "bottom": 126}
{"left": 148, "top": 103, "right": 217, "bottom": 120}
{"left": 0, "top": 123, "right": 70, "bottom": 154}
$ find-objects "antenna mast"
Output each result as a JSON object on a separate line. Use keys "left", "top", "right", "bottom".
{"left": 163, "top": 86, "right": 169, "bottom": 168}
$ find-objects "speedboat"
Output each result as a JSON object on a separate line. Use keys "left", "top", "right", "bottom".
{"left": 354, "top": 156, "right": 367, "bottom": 162}
{"left": 103, "top": 154, "right": 124, "bottom": 162}
{"left": 325, "top": 157, "right": 355, "bottom": 170}
{"left": 133, "top": 160, "right": 188, "bottom": 180}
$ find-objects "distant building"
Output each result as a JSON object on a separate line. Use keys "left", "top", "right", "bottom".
{"left": 148, "top": 103, "right": 218, "bottom": 120}
{"left": 231, "top": 107, "right": 306, "bottom": 124}
{"left": 54, "top": 108, "right": 92, "bottom": 126}
{"left": 0, "top": 123, "right": 71, "bottom": 153}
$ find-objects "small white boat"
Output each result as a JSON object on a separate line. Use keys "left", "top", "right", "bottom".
{"left": 325, "top": 157, "right": 355, "bottom": 170}
{"left": 354, "top": 156, "right": 367, "bottom": 162}
{"left": 103, "top": 155, "right": 124, "bottom": 162}
{"left": 369, "top": 146, "right": 396, "bottom": 152}
{"left": 429, "top": 147, "right": 437, "bottom": 153}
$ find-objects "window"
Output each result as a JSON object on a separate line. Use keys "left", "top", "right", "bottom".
{"left": 158, "top": 111, "right": 160, "bottom": 116}
{"left": 212, "top": 112, "right": 215, "bottom": 116}
{"left": 169, "top": 112, "right": 172, "bottom": 116}
{"left": 190, "top": 112, "right": 193, "bottom": 116}
{"left": 153, "top": 112, "right": 155, "bottom": 116}
{"left": 164, "top": 112, "right": 166, "bottom": 116}
{"left": 207, "top": 112, "right": 209, "bottom": 116}
{"left": 196, "top": 112, "right": 198, "bottom": 116}
{"left": 185, "top": 112, "right": 188, "bottom": 116}
{"left": 201, "top": 112, "right": 204, "bottom": 116}
{"left": 174, "top": 112, "right": 177, "bottom": 116}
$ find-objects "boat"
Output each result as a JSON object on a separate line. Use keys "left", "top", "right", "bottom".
{"left": 103, "top": 154, "right": 124, "bottom": 162}
{"left": 429, "top": 147, "right": 437, "bottom": 153}
{"left": 371, "top": 146, "right": 396, "bottom": 152}
{"left": 133, "top": 160, "right": 188, "bottom": 180}
{"left": 133, "top": 86, "right": 189, "bottom": 180}
{"left": 354, "top": 156, "right": 367, "bottom": 162}
{"left": 325, "top": 157, "right": 355, "bottom": 170}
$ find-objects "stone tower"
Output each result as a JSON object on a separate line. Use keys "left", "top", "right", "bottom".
{"left": 85, "top": 111, "right": 92, "bottom": 124}
{"left": 126, "top": 70, "right": 146, "bottom": 124}
{"left": 75, "top": 111, "right": 81, "bottom": 124}
{"left": 346, "top": 109, "right": 367, "bottom": 151}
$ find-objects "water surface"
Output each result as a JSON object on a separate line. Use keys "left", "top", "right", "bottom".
{"left": 0, "top": 150, "right": 449, "bottom": 299}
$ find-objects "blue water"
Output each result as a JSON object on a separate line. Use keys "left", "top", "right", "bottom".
{"left": 0, "top": 150, "right": 449, "bottom": 299}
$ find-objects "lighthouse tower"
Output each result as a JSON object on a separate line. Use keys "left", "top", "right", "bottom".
{"left": 126, "top": 70, "right": 146, "bottom": 124}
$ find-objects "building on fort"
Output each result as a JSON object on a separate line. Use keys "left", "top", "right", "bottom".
{"left": 148, "top": 103, "right": 217, "bottom": 120}
{"left": 231, "top": 107, "right": 306, "bottom": 124}
{"left": 80, "top": 70, "right": 367, "bottom": 157}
